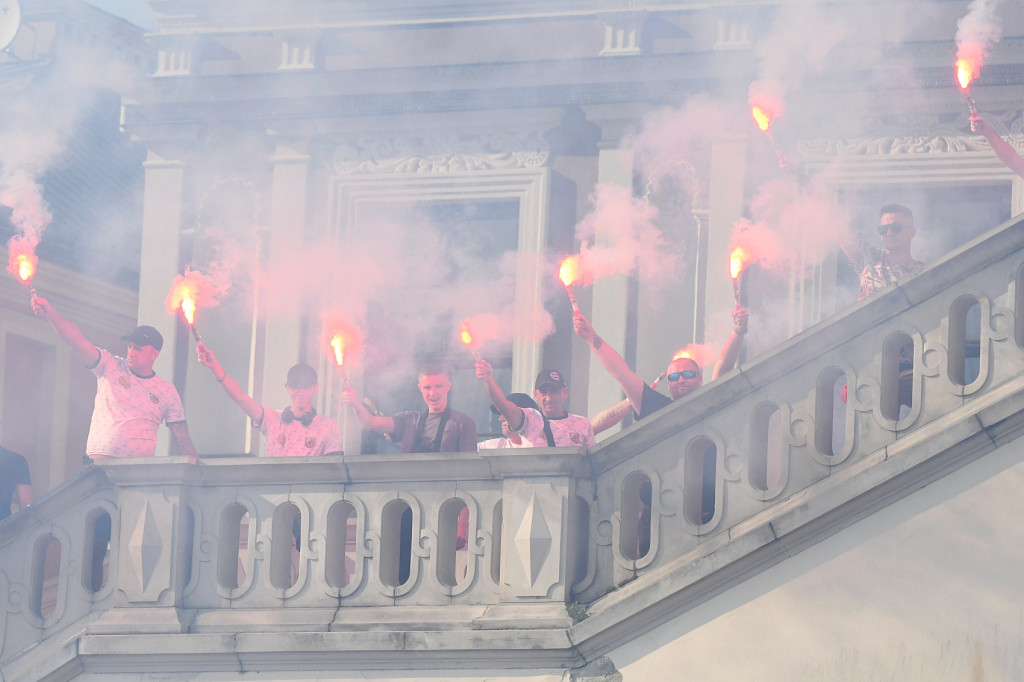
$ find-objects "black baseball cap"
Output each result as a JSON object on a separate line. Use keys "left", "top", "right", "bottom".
{"left": 491, "top": 392, "right": 539, "bottom": 415}
{"left": 535, "top": 368, "right": 567, "bottom": 392}
{"left": 121, "top": 325, "right": 164, "bottom": 351}
{"left": 286, "top": 363, "right": 318, "bottom": 389}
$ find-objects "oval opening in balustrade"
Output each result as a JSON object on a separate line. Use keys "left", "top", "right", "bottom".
{"left": 325, "top": 500, "right": 356, "bottom": 589}
{"left": 684, "top": 438, "right": 717, "bottom": 526}
{"left": 1016, "top": 263, "right": 1024, "bottom": 348}
{"left": 82, "top": 509, "right": 111, "bottom": 594}
{"left": 271, "top": 502, "right": 301, "bottom": 589}
{"left": 381, "top": 499, "right": 413, "bottom": 588}
{"left": 570, "top": 496, "right": 590, "bottom": 586}
{"left": 814, "top": 368, "right": 847, "bottom": 457}
{"left": 217, "top": 503, "right": 250, "bottom": 590}
{"left": 619, "top": 472, "right": 651, "bottom": 560}
{"left": 31, "top": 534, "right": 61, "bottom": 619}
{"left": 490, "top": 501, "right": 503, "bottom": 585}
{"left": 948, "top": 295, "right": 981, "bottom": 386}
{"left": 749, "top": 402, "right": 783, "bottom": 492}
{"left": 437, "top": 498, "right": 469, "bottom": 588}
{"left": 881, "top": 332, "right": 914, "bottom": 421}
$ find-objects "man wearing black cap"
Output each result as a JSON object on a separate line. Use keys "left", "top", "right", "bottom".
{"left": 475, "top": 359, "right": 596, "bottom": 448}
{"left": 32, "top": 296, "right": 196, "bottom": 460}
{"left": 478, "top": 393, "right": 541, "bottom": 449}
{"left": 196, "top": 342, "right": 341, "bottom": 457}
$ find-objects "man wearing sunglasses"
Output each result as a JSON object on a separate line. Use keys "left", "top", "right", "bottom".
{"left": 574, "top": 307, "right": 748, "bottom": 423}
{"left": 841, "top": 203, "right": 924, "bottom": 300}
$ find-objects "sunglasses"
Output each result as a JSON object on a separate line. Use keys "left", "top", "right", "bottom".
{"left": 667, "top": 370, "right": 699, "bottom": 381}
{"left": 877, "top": 223, "right": 905, "bottom": 235}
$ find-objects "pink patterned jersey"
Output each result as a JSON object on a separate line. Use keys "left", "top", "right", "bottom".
{"left": 86, "top": 349, "right": 186, "bottom": 458}
{"left": 258, "top": 408, "right": 342, "bottom": 457}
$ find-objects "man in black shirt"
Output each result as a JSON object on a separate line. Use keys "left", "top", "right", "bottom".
{"left": 0, "top": 444, "right": 32, "bottom": 521}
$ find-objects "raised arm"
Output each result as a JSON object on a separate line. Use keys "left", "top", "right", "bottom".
{"left": 573, "top": 310, "right": 645, "bottom": 413}
{"left": 31, "top": 296, "right": 100, "bottom": 366}
{"left": 341, "top": 389, "right": 395, "bottom": 433}
{"left": 972, "top": 114, "right": 1024, "bottom": 178}
{"left": 711, "top": 307, "right": 748, "bottom": 380}
{"left": 474, "top": 357, "right": 525, "bottom": 431}
{"left": 590, "top": 398, "right": 632, "bottom": 435}
{"left": 196, "top": 342, "right": 264, "bottom": 423}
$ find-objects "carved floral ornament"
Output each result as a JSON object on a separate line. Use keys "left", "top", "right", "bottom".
{"left": 797, "top": 111, "right": 1024, "bottom": 157}
{"left": 331, "top": 133, "right": 551, "bottom": 174}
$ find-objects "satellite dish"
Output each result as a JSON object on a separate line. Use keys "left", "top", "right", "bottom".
{"left": 0, "top": 0, "right": 21, "bottom": 51}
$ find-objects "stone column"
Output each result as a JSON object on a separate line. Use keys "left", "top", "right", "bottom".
{"left": 259, "top": 136, "right": 312, "bottom": 440}
{"left": 580, "top": 107, "right": 639, "bottom": 419}
{"left": 137, "top": 150, "right": 187, "bottom": 457}
{"left": 704, "top": 137, "right": 747, "bottom": 356}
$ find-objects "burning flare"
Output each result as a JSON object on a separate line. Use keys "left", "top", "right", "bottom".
{"left": 459, "top": 320, "right": 483, "bottom": 362}
{"left": 729, "top": 247, "right": 748, "bottom": 280}
{"left": 166, "top": 275, "right": 202, "bottom": 342}
{"left": 323, "top": 321, "right": 361, "bottom": 391}
{"left": 330, "top": 335, "right": 345, "bottom": 367}
{"left": 180, "top": 291, "right": 196, "bottom": 326}
{"left": 558, "top": 255, "right": 581, "bottom": 287}
{"left": 751, "top": 106, "right": 773, "bottom": 133}
{"left": 558, "top": 255, "right": 582, "bottom": 313}
{"left": 956, "top": 58, "right": 975, "bottom": 91}
{"left": 7, "top": 243, "right": 39, "bottom": 299}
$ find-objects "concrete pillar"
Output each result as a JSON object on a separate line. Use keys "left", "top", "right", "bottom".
{"left": 138, "top": 151, "right": 186, "bottom": 457}
{"left": 586, "top": 145, "right": 635, "bottom": 418}
{"left": 259, "top": 138, "right": 311, "bottom": 435}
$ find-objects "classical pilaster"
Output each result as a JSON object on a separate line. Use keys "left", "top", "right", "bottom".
{"left": 260, "top": 135, "right": 312, "bottom": 433}
{"left": 138, "top": 150, "right": 187, "bottom": 457}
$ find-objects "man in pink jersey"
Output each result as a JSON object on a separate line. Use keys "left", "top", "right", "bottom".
{"left": 33, "top": 296, "right": 196, "bottom": 460}
{"left": 197, "top": 342, "right": 341, "bottom": 457}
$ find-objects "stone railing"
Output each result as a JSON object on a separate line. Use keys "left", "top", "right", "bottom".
{"left": 2, "top": 214, "right": 1024, "bottom": 676}
{"left": 573, "top": 212, "right": 1024, "bottom": 621}
{"left": 0, "top": 447, "right": 589, "bottom": 669}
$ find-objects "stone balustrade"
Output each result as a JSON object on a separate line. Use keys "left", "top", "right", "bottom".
{"left": 2, "top": 215, "right": 1024, "bottom": 675}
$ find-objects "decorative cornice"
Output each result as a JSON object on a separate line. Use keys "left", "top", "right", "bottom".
{"left": 331, "top": 133, "right": 550, "bottom": 174}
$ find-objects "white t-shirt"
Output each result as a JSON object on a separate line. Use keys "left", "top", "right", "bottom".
{"left": 258, "top": 408, "right": 342, "bottom": 457}
{"left": 515, "top": 408, "right": 596, "bottom": 448}
{"left": 87, "top": 349, "right": 186, "bottom": 458}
